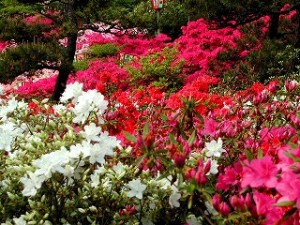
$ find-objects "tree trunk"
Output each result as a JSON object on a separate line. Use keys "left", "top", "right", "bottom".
{"left": 269, "top": 11, "right": 280, "bottom": 39}
{"left": 52, "top": 1, "right": 78, "bottom": 101}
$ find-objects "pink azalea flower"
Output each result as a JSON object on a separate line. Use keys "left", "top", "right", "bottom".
{"left": 253, "top": 191, "right": 276, "bottom": 216}
{"left": 241, "top": 156, "right": 278, "bottom": 189}
{"left": 216, "top": 162, "right": 242, "bottom": 191}
{"left": 201, "top": 118, "right": 219, "bottom": 137}
{"left": 276, "top": 170, "right": 300, "bottom": 209}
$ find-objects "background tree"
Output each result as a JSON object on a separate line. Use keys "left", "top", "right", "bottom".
{"left": 0, "top": 0, "right": 190, "bottom": 100}
{"left": 183, "top": 0, "right": 300, "bottom": 41}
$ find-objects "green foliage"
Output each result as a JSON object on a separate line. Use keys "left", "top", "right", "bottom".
{"left": 126, "top": 47, "right": 185, "bottom": 92}
{"left": 0, "top": 43, "right": 63, "bottom": 83}
{"left": 87, "top": 43, "right": 120, "bottom": 58}
{"left": 247, "top": 40, "right": 300, "bottom": 83}
{"left": 73, "top": 59, "right": 90, "bottom": 71}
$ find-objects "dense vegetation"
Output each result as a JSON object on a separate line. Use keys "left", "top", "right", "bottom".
{"left": 0, "top": 0, "right": 300, "bottom": 224}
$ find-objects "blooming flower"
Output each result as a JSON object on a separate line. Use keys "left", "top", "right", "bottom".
{"left": 72, "top": 90, "right": 108, "bottom": 124}
{"left": 89, "top": 143, "right": 107, "bottom": 164}
{"left": 0, "top": 121, "right": 24, "bottom": 152}
{"left": 186, "top": 214, "right": 202, "bottom": 225}
{"left": 241, "top": 156, "right": 278, "bottom": 189}
{"left": 60, "top": 81, "right": 83, "bottom": 103}
{"left": 169, "top": 188, "right": 181, "bottom": 208}
{"left": 33, "top": 148, "right": 70, "bottom": 178}
{"left": 0, "top": 84, "right": 4, "bottom": 96}
{"left": 275, "top": 170, "right": 300, "bottom": 209}
{"left": 80, "top": 122, "right": 102, "bottom": 142}
{"left": 20, "top": 172, "right": 45, "bottom": 196}
{"left": 204, "top": 138, "right": 226, "bottom": 158}
{"left": 206, "top": 159, "right": 219, "bottom": 175}
{"left": 126, "top": 178, "right": 146, "bottom": 199}
{"left": 13, "top": 215, "right": 26, "bottom": 225}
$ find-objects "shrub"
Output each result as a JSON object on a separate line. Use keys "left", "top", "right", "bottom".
{"left": 126, "top": 47, "right": 185, "bottom": 93}
{"left": 87, "top": 43, "right": 120, "bottom": 58}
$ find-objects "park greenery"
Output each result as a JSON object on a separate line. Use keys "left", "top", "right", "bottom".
{"left": 0, "top": 0, "right": 300, "bottom": 224}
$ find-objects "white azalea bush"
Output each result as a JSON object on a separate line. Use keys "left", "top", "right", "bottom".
{"left": 0, "top": 82, "right": 213, "bottom": 225}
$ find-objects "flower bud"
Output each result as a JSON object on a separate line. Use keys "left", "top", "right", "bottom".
{"left": 174, "top": 153, "right": 186, "bottom": 168}
{"left": 219, "top": 201, "right": 231, "bottom": 216}
{"left": 212, "top": 194, "right": 221, "bottom": 210}
{"left": 285, "top": 80, "right": 298, "bottom": 91}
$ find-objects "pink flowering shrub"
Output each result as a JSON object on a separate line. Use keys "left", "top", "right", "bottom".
{"left": 6, "top": 13, "right": 300, "bottom": 224}
{"left": 0, "top": 41, "right": 7, "bottom": 52}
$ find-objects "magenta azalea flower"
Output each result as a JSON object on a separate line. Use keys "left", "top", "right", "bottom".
{"left": 241, "top": 156, "right": 278, "bottom": 189}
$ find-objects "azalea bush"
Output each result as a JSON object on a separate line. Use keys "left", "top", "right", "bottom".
{"left": 0, "top": 82, "right": 220, "bottom": 225}
{"left": 1, "top": 13, "right": 300, "bottom": 225}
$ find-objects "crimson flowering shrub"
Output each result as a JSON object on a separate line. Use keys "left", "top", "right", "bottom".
{"left": 0, "top": 41, "right": 7, "bottom": 52}
{"left": 175, "top": 19, "right": 242, "bottom": 81}
{"left": 3, "top": 14, "right": 300, "bottom": 224}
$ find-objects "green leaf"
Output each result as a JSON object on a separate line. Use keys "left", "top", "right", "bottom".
{"left": 245, "top": 150, "right": 253, "bottom": 161}
{"left": 169, "top": 133, "right": 178, "bottom": 146}
{"left": 285, "top": 151, "right": 300, "bottom": 162}
{"left": 257, "top": 148, "right": 263, "bottom": 159}
{"left": 187, "top": 130, "right": 196, "bottom": 146}
{"left": 142, "top": 122, "right": 150, "bottom": 139}
{"left": 135, "top": 154, "right": 146, "bottom": 168}
{"left": 123, "top": 131, "right": 137, "bottom": 143}
{"left": 161, "top": 113, "right": 168, "bottom": 122}
{"left": 275, "top": 201, "right": 295, "bottom": 207}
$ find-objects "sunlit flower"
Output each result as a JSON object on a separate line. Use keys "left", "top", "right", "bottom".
{"left": 89, "top": 143, "right": 106, "bottom": 164}
{"left": 60, "top": 81, "right": 83, "bottom": 103}
{"left": 169, "top": 188, "right": 181, "bottom": 208}
{"left": 21, "top": 172, "right": 45, "bottom": 196}
{"left": 186, "top": 214, "right": 202, "bottom": 225}
{"left": 126, "top": 178, "right": 146, "bottom": 199}
{"left": 204, "top": 138, "right": 226, "bottom": 158}
{"left": 80, "top": 123, "right": 102, "bottom": 142}
{"left": 206, "top": 159, "right": 219, "bottom": 175}
{"left": 13, "top": 215, "right": 26, "bottom": 225}
{"left": 0, "top": 121, "right": 24, "bottom": 152}
{"left": 72, "top": 90, "right": 108, "bottom": 124}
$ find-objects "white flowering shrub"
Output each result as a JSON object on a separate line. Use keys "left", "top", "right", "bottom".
{"left": 0, "top": 82, "right": 208, "bottom": 225}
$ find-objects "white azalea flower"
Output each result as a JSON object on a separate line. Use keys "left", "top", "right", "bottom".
{"left": 141, "top": 217, "right": 154, "bottom": 225}
{"left": 90, "top": 173, "right": 100, "bottom": 188}
{"left": 52, "top": 104, "right": 67, "bottom": 114}
{"left": 0, "top": 121, "right": 24, "bottom": 152}
{"left": 69, "top": 144, "right": 83, "bottom": 159}
{"left": 186, "top": 214, "right": 202, "bottom": 225}
{"left": 206, "top": 159, "right": 219, "bottom": 175}
{"left": 204, "top": 138, "right": 226, "bottom": 158}
{"left": 0, "top": 98, "right": 19, "bottom": 121}
{"left": 89, "top": 143, "right": 106, "bottom": 164}
{"left": 72, "top": 90, "right": 108, "bottom": 124}
{"left": 60, "top": 82, "right": 83, "bottom": 103}
{"left": 97, "top": 131, "right": 120, "bottom": 155}
{"left": 33, "top": 148, "right": 70, "bottom": 178}
{"left": 21, "top": 172, "right": 45, "bottom": 196}
{"left": 169, "top": 186, "right": 181, "bottom": 208}
{"left": 60, "top": 165, "right": 75, "bottom": 178}
{"left": 72, "top": 99, "right": 91, "bottom": 124}
{"left": 126, "top": 178, "right": 146, "bottom": 199}
{"left": 0, "top": 84, "right": 4, "bottom": 96}
{"left": 80, "top": 123, "right": 102, "bottom": 142}
{"left": 13, "top": 215, "right": 26, "bottom": 225}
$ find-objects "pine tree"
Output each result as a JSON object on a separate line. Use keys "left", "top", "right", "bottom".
{"left": 0, "top": 0, "right": 124, "bottom": 100}
{"left": 183, "top": 0, "right": 300, "bottom": 41}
